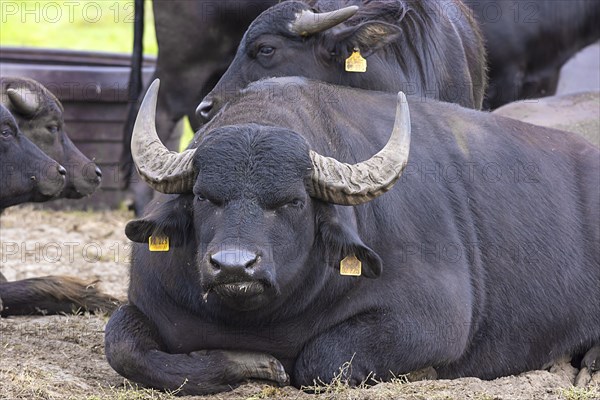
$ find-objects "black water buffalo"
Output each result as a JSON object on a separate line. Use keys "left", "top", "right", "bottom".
{"left": 197, "top": 0, "right": 487, "bottom": 120}
{"left": 105, "top": 78, "right": 600, "bottom": 395}
{"left": 465, "top": 0, "right": 600, "bottom": 109}
{"left": 0, "top": 77, "right": 102, "bottom": 198}
{"left": 0, "top": 103, "right": 117, "bottom": 317}
{"left": 0, "top": 104, "right": 65, "bottom": 209}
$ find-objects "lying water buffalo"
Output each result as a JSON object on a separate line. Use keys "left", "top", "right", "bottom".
{"left": 0, "top": 103, "right": 117, "bottom": 317}
{"left": 493, "top": 92, "right": 600, "bottom": 147}
{"left": 0, "top": 77, "right": 102, "bottom": 199}
{"left": 105, "top": 78, "right": 599, "bottom": 395}
{"left": 197, "top": 0, "right": 487, "bottom": 120}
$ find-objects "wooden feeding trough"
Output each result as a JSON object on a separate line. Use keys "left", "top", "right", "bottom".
{"left": 0, "top": 47, "right": 156, "bottom": 209}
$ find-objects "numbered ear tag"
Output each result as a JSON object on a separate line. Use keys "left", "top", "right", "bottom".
{"left": 345, "top": 49, "right": 367, "bottom": 73}
{"left": 340, "top": 255, "right": 362, "bottom": 276}
{"left": 149, "top": 235, "right": 169, "bottom": 252}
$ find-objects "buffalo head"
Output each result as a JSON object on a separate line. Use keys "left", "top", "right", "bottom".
{"left": 198, "top": 1, "right": 402, "bottom": 120}
{"left": 125, "top": 79, "right": 410, "bottom": 312}
{"left": 1, "top": 77, "right": 102, "bottom": 198}
{"left": 0, "top": 104, "right": 66, "bottom": 209}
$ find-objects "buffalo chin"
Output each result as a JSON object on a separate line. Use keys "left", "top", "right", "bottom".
{"left": 212, "top": 282, "right": 273, "bottom": 311}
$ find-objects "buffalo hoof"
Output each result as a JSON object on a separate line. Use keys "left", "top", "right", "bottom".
{"left": 575, "top": 346, "right": 600, "bottom": 387}
{"left": 219, "top": 351, "right": 289, "bottom": 386}
{"left": 407, "top": 366, "right": 438, "bottom": 382}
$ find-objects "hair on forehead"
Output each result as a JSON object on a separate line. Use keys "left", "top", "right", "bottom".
{"left": 193, "top": 124, "right": 313, "bottom": 202}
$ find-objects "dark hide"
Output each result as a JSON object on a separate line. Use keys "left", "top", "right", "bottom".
{"left": 0, "top": 104, "right": 65, "bottom": 208}
{"left": 200, "top": 0, "right": 487, "bottom": 120}
{"left": 0, "top": 276, "right": 120, "bottom": 317}
{"left": 105, "top": 78, "right": 599, "bottom": 395}
{"left": 0, "top": 77, "right": 102, "bottom": 199}
{"left": 465, "top": 0, "right": 600, "bottom": 109}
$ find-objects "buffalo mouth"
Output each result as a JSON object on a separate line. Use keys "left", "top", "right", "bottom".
{"left": 212, "top": 281, "right": 267, "bottom": 299}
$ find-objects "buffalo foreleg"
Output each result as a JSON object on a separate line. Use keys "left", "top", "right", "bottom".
{"left": 105, "top": 304, "right": 289, "bottom": 395}
{"left": 0, "top": 275, "right": 120, "bottom": 317}
{"left": 292, "top": 313, "right": 450, "bottom": 388}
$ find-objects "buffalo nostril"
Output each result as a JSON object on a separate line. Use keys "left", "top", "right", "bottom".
{"left": 210, "top": 249, "right": 259, "bottom": 271}
{"left": 196, "top": 99, "right": 213, "bottom": 120}
{"left": 57, "top": 165, "right": 67, "bottom": 176}
{"left": 95, "top": 166, "right": 103, "bottom": 178}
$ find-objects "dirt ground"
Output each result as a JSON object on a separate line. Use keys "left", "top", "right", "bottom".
{"left": 0, "top": 207, "right": 598, "bottom": 400}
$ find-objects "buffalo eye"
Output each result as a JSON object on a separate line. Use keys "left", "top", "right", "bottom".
{"left": 258, "top": 46, "right": 275, "bottom": 57}
{"left": 290, "top": 198, "right": 304, "bottom": 208}
{"left": 283, "top": 198, "right": 305, "bottom": 209}
{"left": 47, "top": 125, "right": 59, "bottom": 134}
{"left": 195, "top": 194, "right": 223, "bottom": 207}
{"left": 1, "top": 127, "right": 12, "bottom": 138}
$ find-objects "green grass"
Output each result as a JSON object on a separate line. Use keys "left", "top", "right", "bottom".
{"left": 0, "top": 0, "right": 195, "bottom": 148}
{"left": 0, "top": 0, "right": 157, "bottom": 55}
{"left": 560, "top": 385, "right": 600, "bottom": 400}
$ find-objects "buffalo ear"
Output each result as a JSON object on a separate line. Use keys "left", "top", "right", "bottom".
{"left": 317, "top": 205, "right": 383, "bottom": 278}
{"left": 330, "top": 21, "right": 401, "bottom": 58}
{"left": 125, "top": 195, "right": 193, "bottom": 246}
{"left": 124, "top": 219, "right": 156, "bottom": 243}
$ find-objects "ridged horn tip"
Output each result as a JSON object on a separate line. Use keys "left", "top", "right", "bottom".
{"left": 309, "top": 90, "right": 411, "bottom": 205}
{"left": 289, "top": 5, "right": 358, "bottom": 36}
{"left": 131, "top": 78, "right": 196, "bottom": 194}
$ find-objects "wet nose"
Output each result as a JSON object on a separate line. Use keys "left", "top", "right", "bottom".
{"left": 57, "top": 165, "right": 67, "bottom": 176}
{"left": 94, "top": 165, "right": 102, "bottom": 178}
{"left": 210, "top": 249, "right": 259, "bottom": 272}
{"left": 196, "top": 98, "right": 213, "bottom": 121}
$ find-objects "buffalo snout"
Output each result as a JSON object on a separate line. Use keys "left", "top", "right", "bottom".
{"left": 34, "top": 162, "right": 67, "bottom": 198}
{"left": 201, "top": 245, "right": 277, "bottom": 310}
{"left": 196, "top": 97, "right": 216, "bottom": 121}
{"left": 205, "top": 246, "right": 267, "bottom": 285}
{"left": 209, "top": 248, "right": 260, "bottom": 272}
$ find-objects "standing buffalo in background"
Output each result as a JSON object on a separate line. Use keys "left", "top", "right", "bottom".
{"left": 122, "top": 0, "right": 275, "bottom": 167}
{"left": 197, "top": 0, "right": 487, "bottom": 120}
{"left": 105, "top": 78, "right": 599, "bottom": 395}
{"left": 465, "top": 0, "right": 600, "bottom": 109}
{"left": 0, "top": 104, "right": 65, "bottom": 209}
{"left": 0, "top": 77, "right": 102, "bottom": 199}
{"left": 121, "top": 0, "right": 277, "bottom": 214}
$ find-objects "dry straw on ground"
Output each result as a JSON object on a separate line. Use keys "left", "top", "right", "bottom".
{"left": 1, "top": 207, "right": 598, "bottom": 399}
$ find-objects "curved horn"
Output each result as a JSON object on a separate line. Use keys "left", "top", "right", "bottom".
{"left": 7, "top": 88, "right": 39, "bottom": 116}
{"left": 131, "top": 79, "right": 196, "bottom": 194}
{"left": 309, "top": 92, "right": 411, "bottom": 205}
{"left": 289, "top": 6, "right": 358, "bottom": 36}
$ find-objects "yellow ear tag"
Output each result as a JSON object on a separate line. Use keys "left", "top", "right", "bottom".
{"left": 149, "top": 235, "right": 169, "bottom": 252}
{"left": 345, "top": 49, "right": 367, "bottom": 73}
{"left": 340, "top": 255, "right": 362, "bottom": 276}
